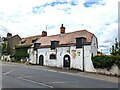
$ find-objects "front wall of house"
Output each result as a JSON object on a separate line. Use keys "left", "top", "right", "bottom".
{"left": 36, "top": 46, "right": 95, "bottom": 71}
{"left": 38, "top": 48, "right": 49, "bottom": 66}
{"left": 70, "top": 46, "right": 83, "bottom": 70}
{"left": 28, "top": 48, "right": 36, "bottom": 64}
{"left": 57, "top": 47, "right": 71, "bottom": 68}
{"left": 37, "top": 47, "right": 71, "bottom": 67}
{"left": 37, "top": 46, "right": 85, "bottom": 70}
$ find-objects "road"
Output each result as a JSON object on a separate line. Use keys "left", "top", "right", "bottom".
{"left": 2, "top": 62, "right": 119, "bottom": 89}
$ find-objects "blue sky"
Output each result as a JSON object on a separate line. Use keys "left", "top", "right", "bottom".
{"left": 0, "top": 0, "right": 119, "bottom": 54}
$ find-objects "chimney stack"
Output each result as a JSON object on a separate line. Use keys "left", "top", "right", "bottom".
{"left": 60, "top": 24, "right": 65, "bottom": 34}
{"left": 7, "top": 33, "right": 12, "bottom": 38}
{"left": 42, "top": 31, "right": 47, "bottom": 37}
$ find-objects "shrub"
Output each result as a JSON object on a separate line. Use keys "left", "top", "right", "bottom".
{"left": 92, "top": 55, "right": 120, "bottom": 70}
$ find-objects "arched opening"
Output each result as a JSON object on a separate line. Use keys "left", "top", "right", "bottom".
{"left": 39, "top": 55, "right": 44, "bottom": 65}
{"left": 63, "top": 54, "right": 70, "bottom": 68}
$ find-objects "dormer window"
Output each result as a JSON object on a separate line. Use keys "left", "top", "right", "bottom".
{"left": 32, "top": 38, "right": 38, "bottom": 43}
{"left": 76, "top": 37, "right": 86, "bottom": 48}
{"left": 21, "top": 39, "right": 26, "bottom": 44}
{"left": 34, "top": 43, "right": 41, "bottom": 50}
{"left": 51, "top": 40, "right": 59, "bottom": 49}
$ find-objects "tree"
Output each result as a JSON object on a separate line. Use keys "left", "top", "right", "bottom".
{"left": 110, "top": 38, "right": 120, "bottom": 55}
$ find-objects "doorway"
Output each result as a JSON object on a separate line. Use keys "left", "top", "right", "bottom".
{"left": 39, "top": 55, "right": 44, "bottom": 65}
{"left": 63, "top": 54, "right": 70, "bottom": 68}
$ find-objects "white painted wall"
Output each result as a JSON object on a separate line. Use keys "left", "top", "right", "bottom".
{"left": 84, "top": 45, "right": 96, "bottom": 72}
{"left": 36, "top": 45, "right": 96, "bottom": 72}
{"left": 37, "top": 47, "right": 71, "bottom": 67}
{"left": 83, "top": 36, "right": 98, "bottom": 72}
{"left": 57, "top": 47, "right": 71, "bottom": 68}
{"left": 38, "top": 48, "right": 49, "bottom": 66}
{"left": 95, "top": 64, "right": 119, "bottom": 76}
{"left": 70, "top": 46, "right": 83, "bottom": 70}
{"left": 28, "top": 48, "right": 37, "bottom": 64}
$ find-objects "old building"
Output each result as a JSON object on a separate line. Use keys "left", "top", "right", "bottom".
{"left": 16, "top": 31, "right": 47, "bottom": 61}
{"left": 1, "top": 33, "right": 21, "bottom": 61}
{"left": 2, "top": 33, "right": 21, "bottom": 56}
{"left": 28, "top": 24, "right": 98, "bottom": 72}
{"left": 8, "top": 34, "right": 21, "bottom": 55}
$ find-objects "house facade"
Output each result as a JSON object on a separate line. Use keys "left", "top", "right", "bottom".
{"left": 17, "top": 31, "right": 47, "bottom": 62}
{"left": 28, "top": 24, "right": 98, "bottom": 72}
{"left": 2, "top": 33, "right": 21, "bottom": 56}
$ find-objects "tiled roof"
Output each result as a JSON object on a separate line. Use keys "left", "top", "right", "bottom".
{"left": 18, "top": 35, "right": 41, "bottom": 46}
{"left": 36, "top": 30, "right": 95, "bottom": 47}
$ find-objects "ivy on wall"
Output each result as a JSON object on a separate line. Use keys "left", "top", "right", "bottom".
{"left": 14, "top": 45, "right": 30, "bottom": 60}
{"left": 92, "top": 55, "right": 120, "bottom": 70}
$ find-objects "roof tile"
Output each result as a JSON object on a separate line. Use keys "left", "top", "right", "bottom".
{"left": 36, "top": 30, "right": 94, "bottom": 47}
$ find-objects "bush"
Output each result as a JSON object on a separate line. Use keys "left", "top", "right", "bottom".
{"left": 92, "top": 55, "right": 120, "bottom": 70}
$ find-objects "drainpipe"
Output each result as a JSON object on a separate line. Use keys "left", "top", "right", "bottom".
{"left": 82, "top": 44, "right": 84, "bottom": 72}
{"left": 36, "top": 50, "right": 38, "bottom": 65}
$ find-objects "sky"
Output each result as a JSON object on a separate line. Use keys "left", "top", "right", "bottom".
{"left": 0, "top": 0, "right": 119, "bottom": 55}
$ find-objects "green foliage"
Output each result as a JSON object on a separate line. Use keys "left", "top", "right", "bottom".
{"left": 92, "top": 55, "right": 120, "bottom": 70}
{"left": 110, "top": 38, "right": 120, "bottom": 55}
{"left": 14, "top": 46, "right": 29, "bottom": 60}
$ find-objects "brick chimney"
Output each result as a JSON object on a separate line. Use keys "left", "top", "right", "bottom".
{"left": 60, "top": 24, "right": 65, "bottom": 34}
{"left": 42, "top": 31, "right": 47, "bottom": 37}
{"left": 7, "top": 33, "right": 12, "bottom": 38}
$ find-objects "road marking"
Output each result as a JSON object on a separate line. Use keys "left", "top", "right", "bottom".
{"left": 3, "top": 69, "right": 16, "bottom": 75}
{"left": 50, "top": 82, "right": 65, "bottom": 84}
{"left": 17, "top": 77, "right": 53, "bottom": 88}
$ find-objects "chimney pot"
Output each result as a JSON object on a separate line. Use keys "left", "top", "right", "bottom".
{"left": 42, "top": 31, "right": 47, "bottom": 37}
{"left": 60, "top": 24, "right": 65, "bottom": 34}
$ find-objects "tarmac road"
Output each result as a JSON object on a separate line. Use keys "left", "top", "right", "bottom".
{"left": 2, "top": 62, "right": 119, "bottom": 89}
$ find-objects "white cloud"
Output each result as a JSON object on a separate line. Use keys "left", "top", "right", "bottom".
{"left": 0, "top": 0, "right": 119, "bottom": 54}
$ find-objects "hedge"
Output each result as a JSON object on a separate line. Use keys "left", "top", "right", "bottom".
{"left": 92, "top": 55, "right": 120, "bottom": 70}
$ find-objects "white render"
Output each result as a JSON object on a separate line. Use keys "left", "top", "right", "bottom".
{"left": 28, "top": 47, "right": 37, "bottom": 64}
{"left": 28, "top": 35, "right": 98, "bottom": 72}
